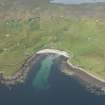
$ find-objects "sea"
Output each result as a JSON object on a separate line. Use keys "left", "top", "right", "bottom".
{"left": 0, "top": 55, "right": 105, "bottom": 105}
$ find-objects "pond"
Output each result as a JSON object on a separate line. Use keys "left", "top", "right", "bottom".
{"left": 50, "top": 0, "right": 105, "bottom": 4}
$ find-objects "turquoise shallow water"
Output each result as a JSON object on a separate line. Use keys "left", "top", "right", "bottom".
{"left": 0, "top": 55, "right": 105, "bottom": 105}
{"left": 32, "top": 55, "right": 54, "bottom": 89}
{"left": 51, "top": 0, "right": 105, "bottom": 4}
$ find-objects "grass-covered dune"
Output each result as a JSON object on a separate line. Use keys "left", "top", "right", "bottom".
{"left": 0, "top": 0, "right": 105, "bottom": 81}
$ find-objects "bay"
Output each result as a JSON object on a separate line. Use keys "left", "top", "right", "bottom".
{"left": 0, "top": 56, "right": 105, "bottom": 105}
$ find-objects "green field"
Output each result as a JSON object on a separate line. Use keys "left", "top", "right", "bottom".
{"left": 0, "top": 16, "right": 105, "bottom": 80}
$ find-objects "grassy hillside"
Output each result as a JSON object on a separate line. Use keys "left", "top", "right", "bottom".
{"left": 0, "top": 0, "right": 105, "bottom": 80}
{"left": 0, "top": 16, "right": 105, "bottom": 80}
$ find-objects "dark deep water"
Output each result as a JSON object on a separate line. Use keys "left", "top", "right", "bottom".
{"left": 0, "top": 56, "right": 105, "bottom": 105}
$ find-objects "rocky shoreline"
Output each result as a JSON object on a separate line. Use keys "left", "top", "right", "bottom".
{"left": 0, "top": 49, "right": 105, "bottom": 93}
{"left": 0, "top": 49, "right": 69, "bottom": 86}
{"left": 0, "top": 53, "right": 45, "bottom": 86}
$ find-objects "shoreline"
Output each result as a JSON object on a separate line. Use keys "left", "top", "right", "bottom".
{"left": 68, "top": 62, "right": 105, "bottom": 84}
{"left": 0, "top": 49, "right": 105, "bottom": 91}
{"left": 37, "top": 49, "right": 105, "bottom": 86}
{"left": 0, "top": 53, "right": 45, "bottom": 86}
{"left": 0, "top": 49, "right": 69, "bottom": 86}
{"left": 66, "top": 61, "right": 105, "bottom": 89}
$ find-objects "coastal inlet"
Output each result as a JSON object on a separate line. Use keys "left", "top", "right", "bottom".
{"left": 0, "top": 49, "right": 105, "bottom": 94}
